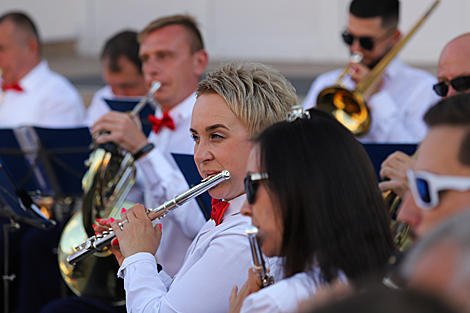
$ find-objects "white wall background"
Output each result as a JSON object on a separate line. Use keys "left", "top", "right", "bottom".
{"left": 0, "top": 0, "right": 468, "bottom": 66}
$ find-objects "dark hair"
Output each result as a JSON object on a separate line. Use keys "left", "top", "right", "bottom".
{"left": 424, "top": 93, "right": 470, "bottom": 166}
{"left": 0, "top": 12, "right": 41, "bottom": 54}
{"left": 349, "top": 0, "right": 399, "bottom": 29}
{"left": 138, "top": 14, "right": 204, "bottom": 54}
{"left": 100, "top": 30, "right": 142, "bottom": 74}
{"left": 254, "top": 109, "right": 394, "bottom": 282}
{"left": 310, "top": 285, "right": 459, "bottom": 313}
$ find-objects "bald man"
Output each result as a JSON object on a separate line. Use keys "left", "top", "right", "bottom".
{"left": 379, "top": 33, "right": 470, "bottom": 200}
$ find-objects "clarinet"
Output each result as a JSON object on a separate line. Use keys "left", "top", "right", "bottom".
{"left": 67, "top": 170, "right": 231, "bottom": 265}
{"left": 245, "top": 225, "right": 275, "bottom": 287}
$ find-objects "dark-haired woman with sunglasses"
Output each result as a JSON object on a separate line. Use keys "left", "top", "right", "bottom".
{"left": 228, "top": 109, "right": 395, "bottom": 313}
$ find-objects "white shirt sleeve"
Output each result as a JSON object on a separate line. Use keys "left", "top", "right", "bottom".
{"left": 119, "top": 222, "right": 252, "bottom": 313}
{"left": 240, "top": 272, "right": 319, "bottom": 313}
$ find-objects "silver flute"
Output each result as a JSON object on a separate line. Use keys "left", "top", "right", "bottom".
{"left": 245, "top": 225, "right": 275, "bottom": 287}
{"left": 67, "top": 170, "right": 231, "bottom": 265}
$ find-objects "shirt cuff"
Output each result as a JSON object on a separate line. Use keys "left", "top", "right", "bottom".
{"left": 117, "top": 252, "right": 156, "bottom": 279}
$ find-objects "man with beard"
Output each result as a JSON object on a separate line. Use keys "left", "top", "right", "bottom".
{"left": 302, "top": 0, "right": 439, "bottom": 143}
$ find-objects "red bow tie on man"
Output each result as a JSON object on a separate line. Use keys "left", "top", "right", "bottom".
{"left": 148, "top": 112, "right": 175, "bottom": 134}
{"left": 1, "top": 81, "right": 23, "bottom": 92}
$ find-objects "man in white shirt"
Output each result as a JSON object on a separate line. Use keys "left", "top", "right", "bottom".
{"left": 90, "top": 15, "right": 209, "bottom": 278}
{"left": 396, "top": 93, "right": 470, "bottom": 240}
{"left": 84, "top": 30, "right": 147, "bottom": 127}
{"left": 379, "top": 33, "right": 470, "bottom": 199}
{"left": 0, "top": 12, "right": 84, "bottom": 128}
{"left": 39, "top": 14, "right": 210, "bottom": 313}
{"left": 0, "top": 12, "right": 85, "bottom": 313}
{"left": 302, "top": 0, "right": 439, "bottom": 143}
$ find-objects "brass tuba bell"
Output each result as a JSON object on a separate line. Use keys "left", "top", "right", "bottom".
{"left": 316, "top": 0, "right": 440, "bottom": 137}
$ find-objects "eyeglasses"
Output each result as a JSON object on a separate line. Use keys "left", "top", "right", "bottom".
{"left": 407, "top": 169, "right": 470, "bottom": 210}
{"left": 244, "top": 173, "right": 269, "bottom": 205}
{"left": 432, "top": 76, "right": 470, "bottom": 97}
{"left": 341, "top": 29, "right": 393, "bottom": 51}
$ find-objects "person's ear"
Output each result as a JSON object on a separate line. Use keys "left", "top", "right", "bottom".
{"left": 192, "top": 49, "right": 208, "bottom": 77}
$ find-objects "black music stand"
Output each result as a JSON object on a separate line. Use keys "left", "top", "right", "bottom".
{"left": 33, "top": 126, "right": 92, "bottom": 199}
{"left": 0, "top": 157, "right": 56, "bottom": 313}
{"left": 104, "top": 98, "right": 156, "bottom": 137}
{"left": 172, "top": 153, "right": 212, "bottom": 221}
{"left": 0, "top": 127, "right": 91, "bottom": 313}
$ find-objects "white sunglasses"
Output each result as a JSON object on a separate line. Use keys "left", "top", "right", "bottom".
{"left": 407, "top": 169, "right": 470, "bottom": 210}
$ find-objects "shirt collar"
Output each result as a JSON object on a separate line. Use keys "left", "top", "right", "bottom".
{"left": 19, "top": 60, "right": 49, "bottom": 92}
{"left": 383, "top": 57, "right": 404, "bottom": 81}
{"left": 222, "top": 194, "right": 247, "bottom": 218}
{"left": 156, "top": 92, "right": 196, "bottom": 125}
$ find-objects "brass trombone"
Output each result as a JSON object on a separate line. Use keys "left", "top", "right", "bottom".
{"left": 316, "top": 0, "right": 440, "bottom": 136}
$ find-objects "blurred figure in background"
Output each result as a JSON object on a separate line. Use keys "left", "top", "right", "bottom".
{"left": 83, "top": 30, "right": 147, "bottom": 126}
{"left": 397, "top": 93, "right": 470, "bottom": 239}
{"left": 380, "top": 32, "right": 470, "bottom": 199}
{"left": 302, "top": 0, "right": 439, "bottom": 143}
{"left": 0, "top": 11, "right": 84, "bottom": 313}
{"left": 400, "top": 210, "right": 470, "bottom": 313}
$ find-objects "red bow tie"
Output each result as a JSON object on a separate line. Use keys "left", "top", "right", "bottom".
{"left": 148, "top": 112, "right": 176, "bottom": 134}
{"left": 211, "top": 198, "right": 230, "bottom": 226}
{"left": 1, "top": 81, "right": 23, "bottom": 92}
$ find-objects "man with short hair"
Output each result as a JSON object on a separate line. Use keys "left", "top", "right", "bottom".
{"left": 397, "top": 93, "right": 470, "bottom": 238}
{"left": 0, "top": 12, "right": 84, "bottom": 127}
{"left": 0, "top": 12, "right": 85, "bottom": 313}
{"left": 90, "top": 15, "right": 209, "bottom": 278}
{"left": 84, "top": 30, "right": 147, "bottom": 126}
{"left": 302, "top": 0, "right": 439, "bottom": 143}
{"left": 379, "top": 32, "right": 470, "bottom": 199}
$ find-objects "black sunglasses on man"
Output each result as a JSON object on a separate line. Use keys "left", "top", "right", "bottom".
{"left": 433, "top": 75, "right": 470, "bottom": 97}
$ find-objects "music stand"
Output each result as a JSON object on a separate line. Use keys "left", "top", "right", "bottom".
{"left": 362, "top": 143, "right": 418, "bottom": 182}
{"left": 0, "top": 157, "right": 56, "bottom": 313}
{"left": 171, "top": 153, "right": 212, "bottom": 221}
{"left": 33, "top": 126, "right": 92, "bottom": 198}
{"left": 104, "top": 98, "right": 156, "bottom": 137}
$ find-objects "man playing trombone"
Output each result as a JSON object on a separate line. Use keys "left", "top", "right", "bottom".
{"left": 302, "top": 0, "right": 440, "bottom": 143}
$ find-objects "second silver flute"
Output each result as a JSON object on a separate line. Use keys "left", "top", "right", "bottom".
{"left": 67, "top": 170, "right": 231, "bottom": 265}
{"left": 246, "top": 225, "right": 275, "bottom": 287}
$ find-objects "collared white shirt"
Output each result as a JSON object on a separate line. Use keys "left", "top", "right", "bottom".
{"left": 0, "top": 60, "right": 85, "bottom": 128}
{"left": 135, "top": 93, "right": 206, "bottom": 276}
{"left": 302, "top": 58, "right": 441, "bottom": 143}
{"left": 117, "top": 195, "right": 252, "bottom": 313}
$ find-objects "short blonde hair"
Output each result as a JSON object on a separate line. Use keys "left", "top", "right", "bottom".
{"left": 138, "top": 14, "right": 204, "bottom": 53}
{"left": 196, "top": 62, "right": 298, "bottom": 137}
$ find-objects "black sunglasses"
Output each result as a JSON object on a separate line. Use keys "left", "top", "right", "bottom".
{"left": 433, "top": 76, "right": 470, "bottom": 97}
{"left": 244, "top": 173, "right": 269, "bottom": 205}
{"left": 341, "top": 29, "right": 392, "bottom": 51}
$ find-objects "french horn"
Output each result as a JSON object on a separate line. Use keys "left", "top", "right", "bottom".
{"left": 58, "top": 81, "right": 161, "bottom": 304}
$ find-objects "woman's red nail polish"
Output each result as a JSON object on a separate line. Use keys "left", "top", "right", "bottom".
{"left": 92, "top": 224, "right": 96, "bottom": 228}
{"left": 121, "top": 208, "right": 126, "bottom": 213}
{"left": 159, "top": 224, "right": 162, "bottom": 230}
{"left": 112, "top": 238, "right": 119, "bottom": 245}
{"left": 110, "top": 217, "right": 115, "bottom": 223}
{"left": 96, "top": 218, "right": 102, "bottom": 222}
